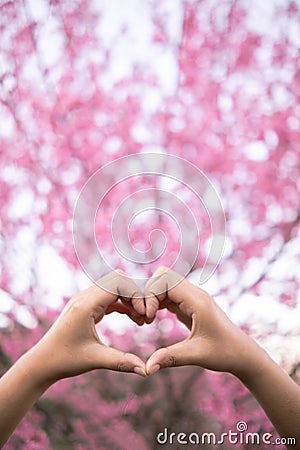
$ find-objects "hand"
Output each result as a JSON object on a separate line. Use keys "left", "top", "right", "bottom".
{"left": 29, "top": 270, "right": 147, "bottom": 382}
{"left": 144, "top": 267, "right": 268, "bottom": 378}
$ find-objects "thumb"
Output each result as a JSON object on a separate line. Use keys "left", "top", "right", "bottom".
{"left": 146, "top": 339, "right": 199, "bottom": 375}
{"left": 91, "top": 343, "right": 147, "bottom": 377}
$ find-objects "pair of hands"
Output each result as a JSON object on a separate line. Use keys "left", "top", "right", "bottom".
{"left": 2, "top": 267, "right": 299, "bottom": 449}
{"left": 32, "top": 266, "right": 264, "bottom": 383}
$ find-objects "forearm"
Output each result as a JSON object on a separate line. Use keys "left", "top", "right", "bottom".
{"left": 237, "top": 347, "right": 300, "bottom": 448}
{"left": 0, "top": 346, "right": 52, "bottom": 448}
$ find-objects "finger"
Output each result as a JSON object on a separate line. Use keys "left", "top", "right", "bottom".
{"left": 162, "top": 299, "right": 193, "bottom": 330}
{"left": 145, "top": 339, "right": 199, "bottom": 375}
{"left": 144, "top": 266, "right": 169, "bottom": 293}
{"left": 130, "top": 294, "right": 146, "bottom": 316}
{"left": 149, "top": 267, "right": 196, "bottom": 311}
{"left": 88, "top": 271, "right": 145, "bottom": 315}
{"left": 144, "top": 295, "right": 175, "bottom": 321}
{"left": 152, "top": 265, "right": 170, "bottom": 277}
{"left": 143, "top": 298, "right": 170, "bottom": 324}
{"left": 145, "top": 266, "right": 185, "bottom": 300}
{"left": 144, "top": 294, "right": 160, "bottom": 320}
{"left": 88, "top": 271, "right": 121, "bottom": 309}
{"left": 116, "top": 274, "right": 146, "bottom": 316}
{"left": 144, "top": 266, "right": 185, "bottom": 319}
{"left": 144, "top": 267, "right": 170, "bottom": 319}
{"left": 119, "top": 297, "right": 144, "bottom": 320}
{"left": 106, "top": 301, "right": 145, "bottom": 326}
{"left": 92, "top": 343, "right": 147, "bottom": 377}
{"left": 105, "top": 301, "right": 125, "bottom": 315}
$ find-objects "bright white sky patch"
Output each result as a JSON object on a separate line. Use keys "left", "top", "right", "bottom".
{"left": 244, "top": 140, "right": 269, "bottom": 161}
{"left": 0, "top": 104, "right": 15, "bottom": 139}
{"left": 36, "top": 245, "right": 75, "bottom": 309}
{"left": 37, "top": 16, "right": 65, "bottom": 68}
{"left": 92, "top": 0, "right": 184, "bottom": 95}
{"left": 15, "top": 305, "right": 37, "bottom": 329}
{"left": 26, "top": 0, "right": 50, "bottom": 22}
{"left": 8, "top": 188, "right": 35, "bottom": 220}
{"left": 0, "top": 289, "right": 14, "bottom": 313}
{"left": 245, "top": 0, "right": 287, "bottom": 39}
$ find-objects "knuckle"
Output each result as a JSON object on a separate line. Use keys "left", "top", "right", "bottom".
{"left": 161, "top": 348, "right": 177, "bottom": 367}
{"left": 69, "top": 295, "right": 87, "bottom": 313}
{"left": 117, "top": 353, "right": 131, "bottom": 372}
{"left": 147, "top": 296, "right": 158, "bottom": 307}
{"left": 167, "top": 354, "right": 177, "bottom": 367}
{"left": 70, "top": 297, "right": 82, "bottom": 309}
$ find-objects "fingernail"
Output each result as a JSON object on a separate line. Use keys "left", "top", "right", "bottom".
{"left": 148, "top": 364, "right": 160, "bottom": 376}
{"left": 134, "top": 367, "right": 146, "bottom": 377}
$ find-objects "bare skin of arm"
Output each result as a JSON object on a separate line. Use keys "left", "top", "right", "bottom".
{"left": 1, "top": 267, "right": 299, "bottom": 449}
{"left": 144, "top": 267, "right": 300, "bottom": 449}
{"left": 0, "top": 271, "right": 147, "bottom": 448}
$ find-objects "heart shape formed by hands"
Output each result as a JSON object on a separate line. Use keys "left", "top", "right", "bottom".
{"left": 102, "top": 266, "right": 252, "bottom": 379}
{"left": 42, "top": 265, "right": 257, "bottom": 383}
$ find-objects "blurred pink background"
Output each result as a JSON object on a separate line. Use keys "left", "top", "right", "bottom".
{"left": 0, "top": 0, "right": 299, "bottom": 448}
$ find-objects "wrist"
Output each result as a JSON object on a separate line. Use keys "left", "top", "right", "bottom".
{"left": 18, "top": 341, "right": 58, "bottom": 390}
{"left": 232, "top": 337, "right": 273, "bottom": 384}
